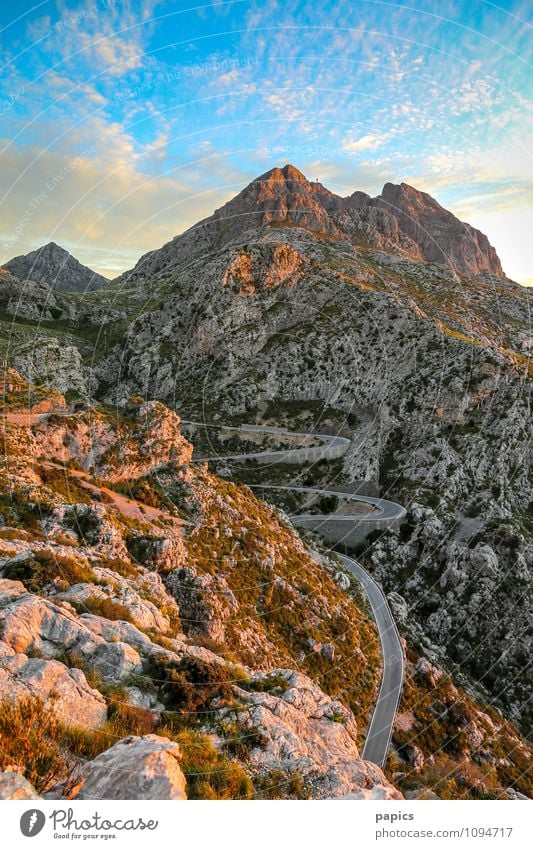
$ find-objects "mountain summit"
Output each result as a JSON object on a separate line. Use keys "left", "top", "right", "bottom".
{"left": 4, "top": 242, "right": 109, "bottom": 292}
{"left": 120, "top": 164, "right": 503, "bottom": 282}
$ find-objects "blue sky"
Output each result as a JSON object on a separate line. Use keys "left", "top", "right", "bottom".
{"left": 0, "top": 0, "right": 531, "bottom": 282}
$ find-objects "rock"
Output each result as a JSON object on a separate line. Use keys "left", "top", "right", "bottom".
{"left": 90, "top": 641, "right": 143, "bottom": 683}
{"left": 79, "top": 614, "right": 155, "bottom": 654}
{"left": 167, "top": 567, "right": 237, "bottom": 642}
{"left": 405, "top": 744, "right": 425, "bottom": 771}
{"left": 119, "top": 165, "right": 502, "bottom": 282}
{"left": 0, "top": 652, "right": 107, "bottom": 728}
{"left": 415, "top": 656, "right": 445, "bottom": 688}
{"left": 58, "top": 581, "right": 173, "bottom": 634}
{"left": 505, "top": 787, "right": 529, "bottom": 800}
{"left": 0, "top": 769, "right": 40, "bottom": 799}
{"left": 334, "top": 571, "right": 351, "bottom": 591}
{"left": 387, "top": 592, "right": 409, "bottom": 625}
{"left": 14, "top": 338, "right": 95, "bottom": 396}
{"left": 470, "top": 544, "right": 499, "bottom": 578}
{"left": 375, "top": 182, "right": 503, "bottom": 277}
{"left": 321, "top": 643, "right": 335, "bottom": 661}
{"left": 71, "top": 735, "right": 187, "bottom": 800}
{"left": 404, "top": 789, "right": 440, "bottom": 800}
{"left": 340, "top": 786, "right": 405, "bottom": 800}
{"left": 0, "top": 587, "right": 101, "bottom": 657}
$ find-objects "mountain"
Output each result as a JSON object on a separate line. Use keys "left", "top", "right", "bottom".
{"left": 4, "top": 242, "right": 109, "bottom": 292}
{"left": 119, "top": 164, "right": 503, "bottom": 282}
{"left": 0, "top": 164, "right": 531, "bottom": 801}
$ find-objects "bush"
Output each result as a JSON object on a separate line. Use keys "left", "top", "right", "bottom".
{"left": 0, "top": 697, "right": 67, "bottom": 792}
{"left": 255, "top": 768, "right": 311, "bottom": 799}
{"left": 4, "top": 551, "right": 96, "bottom": 592}
{"left": 165, "top": 729, "right": 253, "bottom": 799}
{"left": 240, "top": 673, "right": 290, "bottom": 695}
{"left": 146, "top": 654, "right": 236, "bottom": 715}
{"left": 70, "top": 595, "right": 135, "bottom": 623}
{"left": 64, "top": 695, "right": 157, "bottom": 760}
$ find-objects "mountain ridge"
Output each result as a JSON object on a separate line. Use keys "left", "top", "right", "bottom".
{"left": 117, "top": 164, "right": 504, "bottom": 283}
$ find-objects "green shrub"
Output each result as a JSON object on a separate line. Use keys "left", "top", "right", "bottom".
{"left": 70, "top": 594, "right": 135, "bottom": 623}
{"left": 146, "top": 654, "right": 235, "bottom": 715}
{"left": 240, "top": 673, "right": 290, "bottom": 695}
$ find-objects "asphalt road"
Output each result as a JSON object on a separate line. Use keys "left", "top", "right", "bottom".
{"left": 183, "top": 420, "right": 350, "bottom": 462}
{"left": 250, "top": 483, "right": 406, "bottom": 523}
{"left": 253, "top": 484, "right": 405, "bottom": 766}
{"left": 339, "top": 554, "right": 404, "bottom": 766}
{"left": 185, "top": 421, "right": 405, "bottom": 766}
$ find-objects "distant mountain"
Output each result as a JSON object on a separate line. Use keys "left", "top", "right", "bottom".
{"left": 4, "top": 242, "right": 109, "bottom": 292}
{"left": 119, "top": 164, "right": 503, "bottom": 282}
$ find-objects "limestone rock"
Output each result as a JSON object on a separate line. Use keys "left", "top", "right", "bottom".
{"left": 222, "top": 669, "right": 401, "bottom": 798}
{"left": 4, "top": 242, "right": 109, "bottom": 292}
{"left": 89, "top": 641, "right": 143, "bottom": 683}
{"left": 70, "top": 735, "right": 187, "bottom": 800}
{"left": 0, "top": 651, "right": 107, "bottom": 728}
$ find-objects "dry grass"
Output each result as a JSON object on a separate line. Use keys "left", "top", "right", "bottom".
{"left": 0, "top": 697, "right": 68, "bottom": 792}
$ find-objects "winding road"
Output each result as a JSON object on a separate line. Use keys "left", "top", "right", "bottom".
{"left": 187, "top": 420, "right": 406, "bottom": 767}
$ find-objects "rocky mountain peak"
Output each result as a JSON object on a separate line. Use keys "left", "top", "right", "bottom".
{"left": 4, "top": 242, "right": 109, "bottom": 293}
{"left": 119, "top": 164, "right": 505, "bottom": 282}
{"left": 255, "top": 163, "right": 309, "bottom": 185}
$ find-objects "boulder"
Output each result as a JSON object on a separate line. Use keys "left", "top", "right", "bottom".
{"left": 0, "top": 587, "right": 101, "bottom": 657}
{"left": 0, "top": 653, "right": 107, "bottom": 728}
{"left": 334, "top": 571, "right": 351, "bottom": 591}
{"left": 90, "top": 641, "right": 143, "bottom": 683}
{"left": 71, "top": 735, "right": 187, "bottom": 800}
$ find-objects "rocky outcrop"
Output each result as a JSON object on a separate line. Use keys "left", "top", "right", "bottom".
{"left": 14, "top": 338, "right": 96, "bottom": 397}
{"left": 376, "top": 182, "right": 503, "bottom": 277}
{"left": 0, "top": 650, "right": 107, "bottom": 728}
{"left": 70, "top": 735, "right": 187, "bottom": 800}
{"left": 219, "top": 669, "right": 403, "bottom": 799}
{"left": 4, "top": 242, "right": 109, "bottom": 292}
{"left": 30, "top": 401, "right": 192, "bottom": 481}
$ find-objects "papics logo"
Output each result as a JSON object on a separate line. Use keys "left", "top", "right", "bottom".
{"left": 20, "top": 809, "right": 46, "bottom": 837}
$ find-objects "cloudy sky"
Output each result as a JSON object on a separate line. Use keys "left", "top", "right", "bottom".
{"left": 0, "top": 0, "right": 531, "bottom": 283}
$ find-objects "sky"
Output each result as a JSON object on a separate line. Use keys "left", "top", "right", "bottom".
{"left": 0, "top": 0, "right": 531, "bottom": 283}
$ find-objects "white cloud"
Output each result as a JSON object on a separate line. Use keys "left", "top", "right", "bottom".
{"left": 341, "top": 132, "right": 395, "bottom": 154}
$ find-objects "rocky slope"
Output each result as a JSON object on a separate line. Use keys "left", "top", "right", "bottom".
{"left": 0, "top": 370, "right": 403, "bottom": 800}
{"left": 4, "top": 242, "right": 109, "bottom": 292}
{"left": 89, "top": 183, "right": 530, "bottom": 735}
{"left": 0, "top": 370, "right": 530, "bottom": 800}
